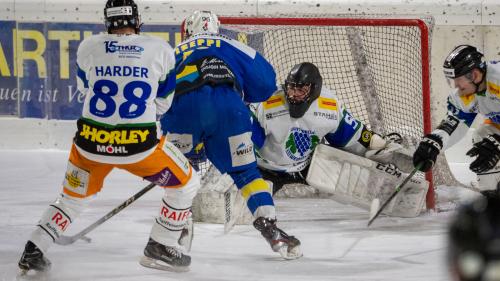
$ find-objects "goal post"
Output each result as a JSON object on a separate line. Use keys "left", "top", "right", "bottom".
{"left": 218, "top": 16, "right": 435, "bottom": 209}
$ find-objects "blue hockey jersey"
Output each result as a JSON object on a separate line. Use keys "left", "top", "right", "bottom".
{"left": 173, "top": 33, "right": 277, "bottom": 102}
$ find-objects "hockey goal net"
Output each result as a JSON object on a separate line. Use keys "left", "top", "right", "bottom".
{"left": 194, "top": 17, "right": 449, "bottom": 220}
{"left": 218, "top": 17, "right": 435, "bottom": 209}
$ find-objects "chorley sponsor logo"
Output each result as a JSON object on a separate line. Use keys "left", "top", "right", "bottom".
{"left": 79, "top": 124, "right": 150, "bottom": 144}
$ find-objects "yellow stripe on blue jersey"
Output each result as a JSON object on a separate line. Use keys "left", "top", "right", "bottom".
{"left": 240, "top": 178, "right": 272, "bottom": 199}
{"left": 175, "top": 65, "right": 198, "bottom": 80}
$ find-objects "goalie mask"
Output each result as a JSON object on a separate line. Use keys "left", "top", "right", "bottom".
{"left": 181, "top": 11, "right": 220, "bottom": 41}
{"left": 443, "top": 45, "right": 486, "bottom": 95}
{"left": 284, "top": 62, "right": 322, "bottom": 118}
{"left": 447, "top": 196, "right": 500, "bottom": 281}
{"left": 104, "top": 0, "right": 141, "bottom": 34}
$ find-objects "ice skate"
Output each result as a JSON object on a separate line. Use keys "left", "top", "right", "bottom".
{"left": 140, "top": 238, "right": 191, "bottom": 272}
{"left": 253, "top": 217, "right": 302, "bottom": 260}
{"left": 18, "top": 241, "right": 51, "bottom": 275}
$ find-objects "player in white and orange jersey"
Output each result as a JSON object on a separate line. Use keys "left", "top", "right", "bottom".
{"left": 18, "top": 0, "right": 199, "bottom": 274}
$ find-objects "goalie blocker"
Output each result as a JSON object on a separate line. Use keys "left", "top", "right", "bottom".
{"left": 306, "top": 144, "right": 428, "bottom": 218}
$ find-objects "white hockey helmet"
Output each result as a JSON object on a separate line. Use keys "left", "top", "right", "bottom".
{"left": 181, "top": 11, "right": 220, "bottom": 40}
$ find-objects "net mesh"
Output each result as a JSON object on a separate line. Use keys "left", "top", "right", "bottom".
{"left": 221, "top": 22, "right": 428, "bottom": 142}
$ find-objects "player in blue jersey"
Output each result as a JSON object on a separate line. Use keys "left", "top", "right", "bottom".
{"left": 160, "top": 11, "right": 302, "bottom": 259}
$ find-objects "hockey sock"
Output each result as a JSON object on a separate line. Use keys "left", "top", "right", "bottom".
{"left": 150, "top": 172, "right": 200, "bottom": 246}
{"left": 240, "top": 178, "right": 276, "bottom": 219}
{"left": 30, "top": 193, "right": 91, "bottom": 253}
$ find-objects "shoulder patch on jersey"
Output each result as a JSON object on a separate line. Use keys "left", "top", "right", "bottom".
{"left": 263, "top": 95, "right": 285, "bottom": 109}
{"left": 361, "top": 129, "right": 373, "bottom": 144}
{"left": 318, "top": 97, "right": 337, "bottom": 111}
{"left": 229, "top": 132, "right": 255, "bottom": 167}
{"left": 488, "top": 81, "right": 500, "bottom": 98}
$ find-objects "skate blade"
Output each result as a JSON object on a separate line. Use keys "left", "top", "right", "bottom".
{"left": 16, "top": 269, "right": 28, "bottom": 279}
{"left": 278, "top": 245, "right": 303, "bottom": 260}
{"left": 16, "top": 269, "right": 50, "bottom": 280}
{"left": 139, "top": 256, "right": 190, "bottom": 273}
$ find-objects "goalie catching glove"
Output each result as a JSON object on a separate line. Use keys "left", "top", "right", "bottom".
{"left": 467, "top": 134, "right": 500, "bottom": 173}
{"left": 413, "top": 134, "right": 443, "bottom": 172}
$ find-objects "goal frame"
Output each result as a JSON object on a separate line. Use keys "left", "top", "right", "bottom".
{"left": 219, "top": 16, "right": 434, "bottom": 209}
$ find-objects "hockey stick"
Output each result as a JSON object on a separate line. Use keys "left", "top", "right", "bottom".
{"left": 367, "top": 163, "right": 423, "bottom": 227}
{"left": 55, "top": 182, "right": 156, "bottom": 245}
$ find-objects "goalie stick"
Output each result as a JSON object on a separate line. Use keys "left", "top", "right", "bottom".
{"left": 55, "top": 182, "right": 156, "bottom": 245}
{"left": 367, "top": 163, "right": 423, "bottom": 227}
{"left": 223, "top": 190, "right": 233, "bottom": 234}
{"left": 223, "top": 188, "right": 248, "bottom": 234}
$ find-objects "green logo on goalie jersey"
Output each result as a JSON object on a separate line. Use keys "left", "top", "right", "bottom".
{"left": 285, "top": 128, "right": 319, "bottom": 161}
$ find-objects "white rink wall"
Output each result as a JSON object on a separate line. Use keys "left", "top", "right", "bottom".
{"left": 1, "top": 0, "right": 498, "bottom": 163}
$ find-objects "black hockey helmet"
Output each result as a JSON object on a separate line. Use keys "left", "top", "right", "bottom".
{"left": 443, "top": 45, "right": 486, "bottom": 79}
{"left": 284, "top": 62, "right": 323, "bottom": 118}
{"left": 447, "top": 195, "right": 500, "bottom": 281}
{"left": 104, "top": 0, "right": 141, "bottom": 34}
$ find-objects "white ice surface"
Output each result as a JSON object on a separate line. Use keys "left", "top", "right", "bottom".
{"left": 0, "top": 149, "right": 480, "bottom": 281}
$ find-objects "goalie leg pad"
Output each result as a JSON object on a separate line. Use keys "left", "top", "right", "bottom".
{"left": 150, "top": 172, "right": 200, "bottom": 247}
{"left": 191, "top": 166, "right": 254, "bottom": 228}
{"left": 30, "top": 193, "right": 92, "bottom": 253}
{"left": 390, "top": 176, "right": 429, "bottom": 217}
{"left": 307, "top": 144, "right": 428, "bottom": 217}
{"left": 192, "top": 165, "right": 242, "bottom": 224}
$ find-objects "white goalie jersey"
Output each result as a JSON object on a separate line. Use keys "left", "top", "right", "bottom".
{"left": 251, "top": 86, "right": 372, "bottom": 173}
{"left": 251, "top": 86, "right": 428, "bottom": 218}
{"left": 75, "top": 33, "right": 176, "bottom": 164}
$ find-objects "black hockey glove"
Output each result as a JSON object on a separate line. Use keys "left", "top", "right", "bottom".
{"left": 413, "top": 134, "right": 443, "bottom": 172}
{"left": 466, "top": 134, "right": 500, "bottom": 173}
